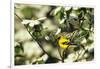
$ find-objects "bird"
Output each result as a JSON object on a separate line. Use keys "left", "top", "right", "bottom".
{"left": 56, "top": 32, "right": 85, "bottom": 49}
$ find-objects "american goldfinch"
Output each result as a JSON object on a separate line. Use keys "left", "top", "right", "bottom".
{"left": 57, "top": 31, "right": 83, "bottom": 49}
{"left": 57, "top": 36, "right": 85, "bottom": 50}
{"left": 58, "top": 36, "right": 70, "bottom": 49}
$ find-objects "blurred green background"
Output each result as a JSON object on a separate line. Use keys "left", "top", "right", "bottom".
{"left": 14, "top": 3, "right": 94, "bottom": 65}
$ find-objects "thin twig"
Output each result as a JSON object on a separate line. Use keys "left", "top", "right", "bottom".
{"left": 15, "top": 13, "right": 23, "bottom": 21}
{"left": 74, "top": 45, "right": 86, "bottom": 61}
{"left": 60, "top": 45, "right": 70, "bottom": 63}
{"left": 70, "top": 30, "right": 77, "bottom": 41}
{"left": 76, "top": 50, "right": 82, "bottom": 61}
{"left": 57, "top": 48, "right": 64, "bottom": 62}
{"left": 62, "top": 49, "right": 65, "bottom": 63}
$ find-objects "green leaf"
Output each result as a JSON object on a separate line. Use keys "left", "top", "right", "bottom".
{"left": 81, "top": 20, "right": 90, "bottom": 30}
{"left": 87, "top": 39, "right": 93, "bottom": 45}
{"left": 15, "top": 42, "right": 24, "bottom": 54}
{"left": 21, "top": 7, "right": 33, "bottom": 19}
{"left": 15, "top": 46, "right": 21, "bottom": 54}
{"left": 37, "top": 59, "right": 44, "bottom": 64}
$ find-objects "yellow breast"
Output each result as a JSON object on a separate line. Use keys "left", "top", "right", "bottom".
{"left": 58, "top": 36, "right": 70, "bottom": 49}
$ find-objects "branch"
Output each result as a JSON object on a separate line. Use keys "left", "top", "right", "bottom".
{"left": 57, "top": 48, "right": 64, "bottom": 62}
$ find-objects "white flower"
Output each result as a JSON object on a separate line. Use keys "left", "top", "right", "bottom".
{"left": 21, "top": 19, "right": 40, "bottom": 27}
{"left": 45, "top": 36, "right": 50, "bottom": 40}
{"left": 37, "top": 17, "right": 47, "bottom": 21}
{"left": 21, "top": 17, "right": 46, "bottom": 27}
{"left": 55, "top": 28, "right": 61, "bottom": 35}
{"left": 29, "top": 20, "right": 40, "bottom": 27}
{"left": 21, "top": 20, "right": 33, "bottom": 24}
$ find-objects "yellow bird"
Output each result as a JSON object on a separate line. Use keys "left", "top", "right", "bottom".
{"left": 58, "top": 36, "right": 70, "bottom": 49}
{"left": 56, "top": 31, "right": 76, "bottom": 49}
{"left": 57, "top": 35, "right": 84, "bottom": 49}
